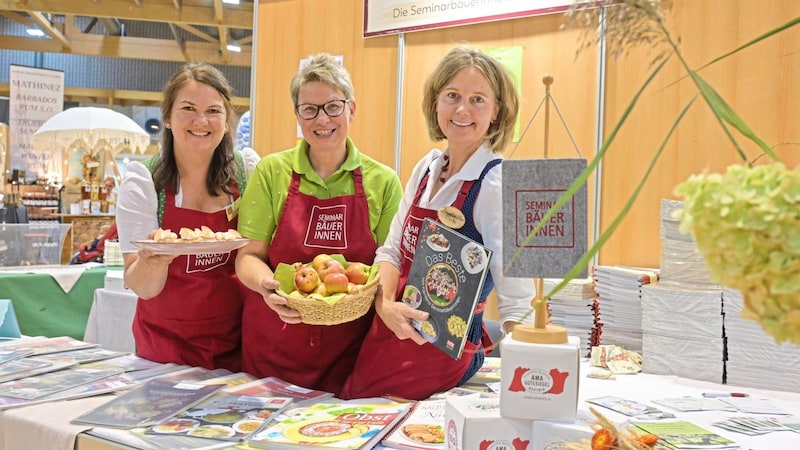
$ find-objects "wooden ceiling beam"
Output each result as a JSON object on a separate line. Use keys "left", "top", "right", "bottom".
{"left": 174, "top": 23, "right": 215, "bottom": 43}
{"left": 0, "top": 33, "right": 251, "bottom": 67}
{"left": 28, "top": 10, "right": 71, "bottom": 50}
{"left": 0, "top": 10, "right": 32, "bottom": 26}
{"left": 0, "top": 0, "right": 253, "bottom": 29}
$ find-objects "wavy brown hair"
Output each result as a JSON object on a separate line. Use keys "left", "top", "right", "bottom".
{"left": 152, "top": 62, "right": 237, "bottom": 196}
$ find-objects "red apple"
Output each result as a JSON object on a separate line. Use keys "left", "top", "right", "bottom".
{"left": 294, "top": 267, "right": 320, "bottom": 293}
{"left": 324, "top": 272, "right": 350, "bottom": 294}
{"left": 312, "top": 254, "right": 335, "bottom": 272}
{"left": 317, "top": 259, "right": 345, "bottom": 280}
{"left": 345, "top": 262, "right": 370, "bottom": 285}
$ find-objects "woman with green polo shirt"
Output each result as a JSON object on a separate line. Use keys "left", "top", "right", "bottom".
{"left": 235, "top": 53, "right": 402, "bottom": 395}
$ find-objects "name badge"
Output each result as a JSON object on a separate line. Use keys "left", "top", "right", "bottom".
{"left": 225, "top": 198, "right": 240, "bottom": 222}
{"left": 437, "top": 206, "right": 465, "bottom": 229}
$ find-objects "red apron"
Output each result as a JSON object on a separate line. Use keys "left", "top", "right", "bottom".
{"left": 241, "top": 168, "right": 377, "bottom": 395}
{"left": 132, "top": 185, "right": 243, "bottom": 371}
{"left": 341, "top": 168, "right": 494, "bottom": 400}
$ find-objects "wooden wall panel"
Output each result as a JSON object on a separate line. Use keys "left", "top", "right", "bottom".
{"left": 253, "top": 0, "right": 800, "bottom": 270}
{"left": 599, "top": 0, "right": 800, "bottom": 267}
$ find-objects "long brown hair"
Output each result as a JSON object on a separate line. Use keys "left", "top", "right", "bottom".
{"left": 152, "top": 62, "right": 237, "bottom": 196}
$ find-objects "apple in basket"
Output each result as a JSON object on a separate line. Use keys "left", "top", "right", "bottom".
{"left": 294, "top": 267, "right": 320, "bottom": 293}
{"left": 312, "top": 254, "right": 335, "bottom": 272}
{"left": 324, "top": 272, "right": 350, "bottom": 294}
{"left": 317, "top": 259, "right": 345, "bottom": 280}
{"left": 345, "top": 262, "right": 370, "bottom": 285}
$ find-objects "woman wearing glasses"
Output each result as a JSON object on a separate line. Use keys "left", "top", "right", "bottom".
{"left": 235, "top": 53, "right": 402, "bottom": 395}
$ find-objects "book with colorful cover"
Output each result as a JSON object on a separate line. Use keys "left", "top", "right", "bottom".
{"left": 0, "top": 370, "right": 140, "bottom": 410}
{"left": 0, "top": 348, "right": 34, "bottom": 366}
{"left": 403, "top": 218, "right": 492, "bottom": 360}
{"left": 0, "top": 336, "right": 99, "bottom": 355}
{"left": 53, "top": 346, "right": 129, "bottom": 364}
{"left": 0, "top": 367, "right": 121, "bottom": 399}
{"left": 632, "top": 420, "right": 739, "bottom": 449}
{"left": 247, "top": 401, "right": 412, "bottom": 450}
{"left": 381, "top": 399, "right": 445, "bottom": 450}
{"left": 225, "top": 376, "right": 334, "bottom": 406}
{"left": 71, "top": 378, "right": 226, "bottom": 429}
{"left": 145, "top": 392, "right": 293, "bottom": 442}
{"left": 0, "top": 356, "right": 77, "bottom": 384}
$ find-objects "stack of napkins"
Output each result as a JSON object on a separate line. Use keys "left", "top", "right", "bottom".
{"left": 723, "top": 288, "right": 800, "bottom": 392}
{"left": 641, "top": 282, "right": 725, "bottom": 383}
{"left": 544, "top": 277, "right": 599, "bottom": 356}
{"left": 592, "top": 265, "right": 659, "bottom": 353}
{"left": 659, "top": 199, "right": 720, "bottom": 288}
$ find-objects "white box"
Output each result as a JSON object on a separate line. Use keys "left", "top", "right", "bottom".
{"left": 445, "top": 396, "right": 531, "bottom": 450}
{"left": 103, "top": 269, "right": 128, "bottom": 292}
{"left": 532, "top": 410, "right": 595, "bottom": 450}
{"left": 500, "top": 334, "right": 581, "bottom": 422}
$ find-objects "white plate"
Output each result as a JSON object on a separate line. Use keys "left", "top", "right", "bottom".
{"left": 130, "top": 238, "right": 250, "bottom": 255}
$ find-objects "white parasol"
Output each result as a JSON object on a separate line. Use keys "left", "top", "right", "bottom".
{"left": 31, "top": 106, "right": 150, "bottom": 155}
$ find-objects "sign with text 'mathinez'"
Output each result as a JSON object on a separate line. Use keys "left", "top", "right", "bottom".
{"left": 502, "top": 158, "right": 588, "bottom": 278}
{"left": 9, "top": 65, "right": 64, "bottom": 181}
{"left": 363, "top": 0, "right": 583, "bottom": 37}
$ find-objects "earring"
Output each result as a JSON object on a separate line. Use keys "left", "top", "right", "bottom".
{"left": 165, "top": 123, "right": 171, "bottom": 129}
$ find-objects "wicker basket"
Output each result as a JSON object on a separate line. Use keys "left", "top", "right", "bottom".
{"left": 280, "top": 275, "right": 380, "bottom": 325}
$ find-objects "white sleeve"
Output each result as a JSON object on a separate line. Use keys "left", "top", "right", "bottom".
{"left": 240, "top": 147, "right": 261, "bottom": 180}
{"left": 116, "top": 162, "right": 159, "bottom": 254}
{"left": 474, "top": 163, "right": 537, "bottom": 326}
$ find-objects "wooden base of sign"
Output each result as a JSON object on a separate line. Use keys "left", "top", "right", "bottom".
{"left": 512, "top": 323, "right": 568, "bottom": 344}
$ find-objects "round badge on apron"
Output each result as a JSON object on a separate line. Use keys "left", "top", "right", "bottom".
{"left": 437, "top": 205, "right": 466, "bottom": 229}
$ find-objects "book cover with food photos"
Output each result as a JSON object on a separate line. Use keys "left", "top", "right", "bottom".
{"left": 404, "top": 218, "right": 492, "bottom": 360}
{"left": 248, "top": 401, "right": 411, "bottom": 450}
{"left": 145, "top": 392, "right": 293, "bottom": 442}
{"left": 381, "top": 399, "right": 445, "bottom": 450}
{"left": 71, "top": 378, "right": 225, "bottom": 429}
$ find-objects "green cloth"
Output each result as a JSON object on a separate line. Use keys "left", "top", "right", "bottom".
{"left": 238, "top": 137, "right": 403, "bottom": 245}
{"left": 0, "top": 267, "right": 108, "bottom": 340}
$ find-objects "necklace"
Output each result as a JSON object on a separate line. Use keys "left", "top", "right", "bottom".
{"left": 439, "top": 153, "right": 450, "bottom": 183}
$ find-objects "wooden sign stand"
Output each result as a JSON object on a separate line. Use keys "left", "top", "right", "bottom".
{"left": 512, "top": 74, "right": 568, "bottom": 345}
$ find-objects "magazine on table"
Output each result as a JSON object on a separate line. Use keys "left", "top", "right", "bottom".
{"left": 144, "top": 392, "right": 293, "bottom": 442}
{"left": 71, "top": 378, "right": 226, "bottom": 429}
{"left": 0, "top": 370, "right": 140, "bottom": 411}
{"left": 247, "top": 401, "right": 412, "bottom": 449}
{"left": 0, "top": 356, "right": 77, "bottom": 384}
{"left": 0, "top": 367, "right": 121, "bottom": 400}
{"left": 0, "top": 336, "right": 99, "bottom": 355}
{"left": 403, "top": 218, "right": 492, "bottom": 360}
{"left": 631, "top": 420, "right": 740, "bottom": 449}
{"left": 0, "top": 349, "right": 34, "bottom": 366}
{"left": 381, "top": 399, "right": 445, "bottom": 450}
{"left": 224, "top": 376, "right": 334, "bottom": 406}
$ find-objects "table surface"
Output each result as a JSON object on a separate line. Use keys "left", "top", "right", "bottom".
{"left": 62, "top": 361, "right": 800, "bottom": 450}
{"left": 0, "top": 266, "right": 108, "bottom": 340}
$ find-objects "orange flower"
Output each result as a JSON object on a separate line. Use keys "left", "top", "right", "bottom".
{"left": 591, "top": 428, "right": 617, "bottom": 450}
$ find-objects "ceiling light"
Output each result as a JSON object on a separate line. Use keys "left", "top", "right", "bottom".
{"left": 226, "top": 42, "right": 242, "bottom": 53}
{"left": 222, "top": 0, "right": 240, "bottom": 4}
{"left": 26, "top": 28, "right": 45, "bottom": 37}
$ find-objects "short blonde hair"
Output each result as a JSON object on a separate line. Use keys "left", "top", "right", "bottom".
{"left": 290, "top": 53, "right": 355, "bottom": 105}
{"left": 422, "top": 45, "right": 519, "bottom": 153}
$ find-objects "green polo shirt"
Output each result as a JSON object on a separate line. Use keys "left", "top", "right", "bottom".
{"left": 238, "top": 137, "right": 402, "bottom": 247}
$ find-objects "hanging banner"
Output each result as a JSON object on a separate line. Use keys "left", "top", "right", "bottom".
{"left": 364, "top": 0, "right": 584, "bottom": 37}
{"left": 9, "top": 65, "right": 64, "bottom": 182}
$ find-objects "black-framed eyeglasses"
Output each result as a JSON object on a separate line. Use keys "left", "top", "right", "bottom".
{"left": 295, "top": 99, "right": 350, "bottom": 120}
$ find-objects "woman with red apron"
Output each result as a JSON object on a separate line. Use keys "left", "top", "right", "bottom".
{"left": 133, "top": 185, "right": 244, "bottom": 371}
{"left": 341, "top": 162, "right": 499, "bottom": 400}
{"left": 240, "top": 169, "right": 378, "bottom": 394}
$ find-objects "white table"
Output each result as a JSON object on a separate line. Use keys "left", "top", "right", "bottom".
{"left": 83, "top": 287, "right": 137, "bottom": 353}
